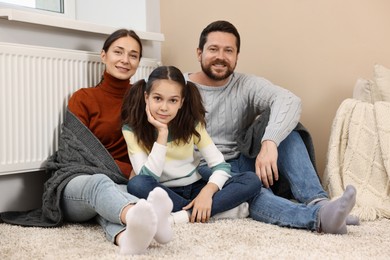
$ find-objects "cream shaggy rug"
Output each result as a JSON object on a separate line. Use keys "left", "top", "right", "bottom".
{"left": 1, "top": 218, "right": 390, "bottom": 260}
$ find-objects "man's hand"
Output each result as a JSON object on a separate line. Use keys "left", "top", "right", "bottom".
{"left": 255, "top": 140, "right": 279, "bottom": 188}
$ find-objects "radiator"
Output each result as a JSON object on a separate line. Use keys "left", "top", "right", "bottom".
{"left": 0, "top": 42, "right": 160, "bottom": 175}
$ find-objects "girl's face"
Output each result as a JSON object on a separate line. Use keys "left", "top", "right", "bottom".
{"left": 101, "top": 36, "right": 141, "bottom": 80}
{"left": 145, "top": 79, "right": 184, "bottom": 125}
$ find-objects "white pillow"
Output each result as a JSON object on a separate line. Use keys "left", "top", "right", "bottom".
{"left": 374, "top": 64, "right": 390, "bottom": 102}
{"left": 352, "top": 78, "right": 381, "bottom": 103}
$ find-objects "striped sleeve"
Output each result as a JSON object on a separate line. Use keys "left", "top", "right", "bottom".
{"left": 195, "top": 123, "right": 231, "bottom": 189}
{"left": 122, "top": 125, "right": 166, "bottom": 180}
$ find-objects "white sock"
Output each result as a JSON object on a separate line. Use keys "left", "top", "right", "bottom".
{"left": 118, "top": 199, "right": 157, "bottom": 255}
{"left": 168, "top": 210, "right": 190, "bottom": 225}
{"left": 212, "top": 202, "right": 249, "bottom": 220}
{"left": 147, "top": 187, "right": 174, "bottom": 244}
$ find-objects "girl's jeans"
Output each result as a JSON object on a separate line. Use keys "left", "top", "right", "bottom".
{"left": 127, "top": 172, "right": 261, "bottom": 216}
{"left": 199, "top": 131, "right": 327, "bottom": 231}
{"left": 61, "top": 174, "right": 138, "bottom": 243}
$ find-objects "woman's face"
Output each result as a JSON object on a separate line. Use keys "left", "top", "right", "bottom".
{"left": 101, "top": 36, "right": 141, "bottom": 80}
{"left": 145, "top": 79, "right": 184, "bottom": 125}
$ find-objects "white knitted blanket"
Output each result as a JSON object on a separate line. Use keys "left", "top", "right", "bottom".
{"left": 323, "top": 98, "right": 390, "bottom": 220}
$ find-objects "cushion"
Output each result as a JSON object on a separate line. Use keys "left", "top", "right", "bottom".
{"left": 352, "top": 78, "right": 381, "bottom": 103}
{"left": 374, "top": 64, "right": 390, "bottom": 102}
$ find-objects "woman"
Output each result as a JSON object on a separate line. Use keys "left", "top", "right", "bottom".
{"left": 0, "top": 29, "right": 173, "bottom": 255}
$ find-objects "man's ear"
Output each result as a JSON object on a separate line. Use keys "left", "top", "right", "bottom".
{"left": 196, "top": 48, "right": 202, "bottom": 62}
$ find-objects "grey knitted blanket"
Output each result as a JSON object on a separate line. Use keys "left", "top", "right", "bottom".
{"left": 0, "top": 109, "right": 128, "bottom": 227}
{"left": 237, "top": 108, "right": 317, "bottom": 173}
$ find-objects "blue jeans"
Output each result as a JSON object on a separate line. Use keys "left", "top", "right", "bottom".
{"left": 127, "top": 172, "right": 261, "bottom": 216}
{"left": 199, "top": 131, "right": 327, "bottom": 231}
{"left": 61, "top": 174, "right": 138, "bottom": 243}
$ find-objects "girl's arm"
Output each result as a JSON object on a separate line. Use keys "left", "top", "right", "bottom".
{"left": 196, "top": 124, "right": 231, "bottom": 189}
{"left": 122, "top": 101, "right": 170, "bottom": 180}
{"left": 122, "top": 127, "right": 166, "bottom": 180}
{"left": 183, "top": 124, "right": 232, "bottom": 223}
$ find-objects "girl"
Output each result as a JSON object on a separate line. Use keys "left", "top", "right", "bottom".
{"left": 122, "top": 66, "right": 261, "bottom": 223}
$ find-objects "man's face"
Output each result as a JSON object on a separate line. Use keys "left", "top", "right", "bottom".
{"left": 198, "top": 31, "right": 239, "bottom": 82}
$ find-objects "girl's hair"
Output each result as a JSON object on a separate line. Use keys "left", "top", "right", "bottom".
{"left": 121, "top": 66, "right": 206, "bottom": 152}
{"left": 102, "top": 29, "right": 143, "bottom": 60}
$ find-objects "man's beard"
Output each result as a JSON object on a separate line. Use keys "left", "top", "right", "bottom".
{"left": 200, "top": 59, "right": 235, "bottom": 81}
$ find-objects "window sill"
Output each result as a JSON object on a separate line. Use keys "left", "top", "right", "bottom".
{"left": 0, "top": 8, "right": 164, "bottom": 42}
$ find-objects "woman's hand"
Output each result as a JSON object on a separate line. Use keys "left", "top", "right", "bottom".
{"left": 255, "top": 140, "right": 279, "bottom": 188}
{"left": 182, "top": 183, "right": 218, "bottom": 223}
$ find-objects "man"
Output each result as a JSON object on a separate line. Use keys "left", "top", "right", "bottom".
{"left": 185, "top": 20, "right": 358, "bottom": 234}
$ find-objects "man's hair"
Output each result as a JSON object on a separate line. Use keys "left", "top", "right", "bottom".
{"left": 198, "top": 20, "right": 241, "bottom": 53}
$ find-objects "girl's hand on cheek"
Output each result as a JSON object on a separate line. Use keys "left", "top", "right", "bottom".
{"left": 146, "top": 102, "right": 168, "bottom": 147}
{"left": 145, "top": 102, "right": 167, "bottom": 131}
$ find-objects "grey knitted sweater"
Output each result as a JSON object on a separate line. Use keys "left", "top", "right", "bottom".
{"left": 0, "top": 109, "right": 128, "bottom": 227}
{"left": 184, "top": 72, "right": 302, "bottom": 162}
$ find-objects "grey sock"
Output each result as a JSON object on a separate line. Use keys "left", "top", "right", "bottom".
{"left": 315, "top": 197, "right": 360, "bottom": 226}
{"left": 345, "top": 214, "right": 360, "bottom": 225}
{"left": 319, "top": 185, "right": 357, "bottom": 234}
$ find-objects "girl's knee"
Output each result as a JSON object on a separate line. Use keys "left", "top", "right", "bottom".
{"left": 242, "top": 172, "right": 262, "bottom": 190}
{"left": 127, "top": 175, "right": 156, "bottom": 191}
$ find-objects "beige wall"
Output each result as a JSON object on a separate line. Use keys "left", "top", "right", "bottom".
{"left": 160, "top": 0, "right": 390, "bottom": 177}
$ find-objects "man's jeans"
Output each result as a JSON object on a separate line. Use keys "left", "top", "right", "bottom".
{"left": 127, "top": 172, "right": 261, "bottom": 216}
{"left": 199, "top": 131, "right": 327, "bottom": 231}
{"left": 61, "top": 174, "right": 138, "bottom": 243}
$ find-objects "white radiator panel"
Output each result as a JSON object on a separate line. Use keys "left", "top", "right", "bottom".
{"left": 0, "top": 42, "right": 159, "bottom": 175}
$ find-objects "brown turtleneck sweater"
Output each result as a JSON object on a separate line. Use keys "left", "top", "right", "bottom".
{"left": 68, "top": 71, "right": 132, "bottom": 178}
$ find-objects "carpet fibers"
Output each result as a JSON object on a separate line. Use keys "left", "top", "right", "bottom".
{"left": 1, "top": 218, "right": 390, "bottom": 259}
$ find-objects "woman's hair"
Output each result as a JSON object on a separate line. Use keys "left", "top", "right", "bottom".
{"left": 121, "top": 66, "right": 206, "bottom": 152}
{"left": 102, "top": 29, "right": 143, "bottom": 60}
